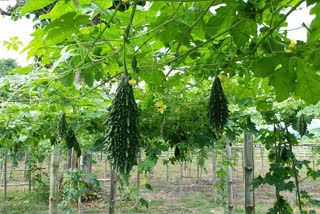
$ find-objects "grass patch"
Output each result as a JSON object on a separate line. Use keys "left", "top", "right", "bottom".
{"left": 0, "top": 191, "right": 47, "bottom": 213}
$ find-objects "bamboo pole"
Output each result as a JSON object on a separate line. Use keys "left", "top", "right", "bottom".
{"left": 212, "top": 147, "right": 217, "bottom": 202}
{"left": 180, "top": 162, "right": 183, "bottom": 195}
{"left": 226, "top": 138, "right": 234, "bottom": 214}
{"left": 104, "top": 158, "right": 108, "bottom": 179}
{"left": 244, "top": 133, "right": 255, "bottom": 214}
{"left": 136, "top": 151, "right": 141, "bottom": 203}
{"left": 3, "top": 149, "right": 8, "bottom": 201}
{"left": 109, "top": 167, "right": 117, "bottom": 214}
{"left": 49, "top": 145, "right": 61, "bottom": 214}
{"left": 166, "top": 150, "right": 169, "bottom": 189}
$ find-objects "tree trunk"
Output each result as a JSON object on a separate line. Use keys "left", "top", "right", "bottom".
{"left": 212, "top": 147, "right": 217, "bottom": 202}
{"left": 3, "top": 149, "right": 8, "bottom": 201}
{"left": 136, "top": 151, "right": 141, "bottom": 203}
{"left": 226, "top": 138, "right": 234, "bottom": 214}
{"left": 244, "top": 133, "right": 255, "bottom": 214}
{"left": 49, "top": 145, "right": 61, "bottom": 214}
{"left": 109, "top": 167, "right": 117, "bottom": 214}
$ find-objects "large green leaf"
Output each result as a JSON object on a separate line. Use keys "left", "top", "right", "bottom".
{"left": 204, "top": 6, "right": 234, "bottom": 38}
{"left": 81, "top": 70, "right": 95, "bottom": 87}
{"left": 230, "top": 19, "right": 257, "bottom": 47}
{"left": 21, "top": 0, "right": 56, "bottom": 16}
{"left": 295, "top": 60, "right": 320, "bottom": 104}
{"left": 253, "top": 54, "right": 290, "bottom": 78}
{"left": 44, "top": 12, "right": 91, "bottom": 45}
{"left": 269, "top": 68, "right": 296, "bottom": 102}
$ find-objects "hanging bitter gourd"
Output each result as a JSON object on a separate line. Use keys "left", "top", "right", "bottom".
{"left": 297, "top": 114, "right": 307, "bottom": 137}
{"left": 104, "top": 75, "right": 140, "bottom": 182}
{"left": 207, "top": 75, "right": 229, "bottom": 139}
{"left": 58, "top": 112, "right": 67, "bottom": 141}
{"left": 65, "top": 128, "right": 81, "bottom": 157}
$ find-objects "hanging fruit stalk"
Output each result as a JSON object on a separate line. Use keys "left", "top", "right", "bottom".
{"left": 104, "top": 2, "right": 139, "bottom": 182}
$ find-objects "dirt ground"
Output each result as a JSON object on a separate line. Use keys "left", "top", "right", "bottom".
{"left": 0, "top": 146, "right": 319, "bottom": 213}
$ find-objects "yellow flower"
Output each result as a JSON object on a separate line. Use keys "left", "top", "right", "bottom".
{"left": 156, "top": 101, "right": 167, "bottom": 114}
{"left": 286, "top": 40, "right": 295, "bottom": 53}
{"left": 289, "top": 40, "right": 295, "bottom": 48}
{"left": 128, "top": 79, "right": 136, "bottom": 86}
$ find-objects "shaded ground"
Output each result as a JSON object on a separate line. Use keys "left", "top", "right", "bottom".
{"left": 0, "top": 146, "right": 319, "bottom": 213}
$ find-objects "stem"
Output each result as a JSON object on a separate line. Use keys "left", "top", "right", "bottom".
{"left": 175, "top": 0, "right": 216, "bottom": 55}
{"left": 253, "top": 0, "right": 305, "bottom": 53}
{"left": 274, "top": 124, "right": 281, "bottom": 205}
{"left": 166, "top": 20, "right": 244, "bottom": 65}
{"left": 285, "top": 126, "right": 303, "bottom": 214}
{"left": 122, "top": 2, "right": 138, "bottom": 76}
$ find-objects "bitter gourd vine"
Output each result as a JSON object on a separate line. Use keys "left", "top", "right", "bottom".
{"left": 207, "top": 75, "right": 229, "bottom": 139}
{"left": 104, "top": 75, "right": 140, "bottom": 182}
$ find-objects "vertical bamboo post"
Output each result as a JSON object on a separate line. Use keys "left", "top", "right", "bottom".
{"left": 109, "top": 167, "right": 117, "bottom": 214}
{"left": 24, "top": 152, "right": 28, "bottom": 179}
{"left": 3, "top": 149, "right": 8, "bottom": 201}
{"left": 49, "top": 145, "right": 60, "bottom": 214}
{"left": 260, "top": 146, "right": 264, "bottom": 172}
{"left": 104, "top": 158, "right": 108, "bottom": 179}
{"left": 166, "top": 150, "right": 169, "bottom": 189}
{"left": 212, "top": 147, "right": 217, "bottom": 202}
{"left": 226, "top": 138, "right": 234, "bottom": 214}
{"left": 244, "top": 133, "right": 255, "bottom": 214}
{"left": 136, "top": 151, "right": 141, "bottom": 203}
{"left": 180, "top": 162, "right": 183, "bottom": 195}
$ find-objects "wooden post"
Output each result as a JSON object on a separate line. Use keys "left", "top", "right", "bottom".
{"left": 49, "top": 144, "right": 61, "bottom": 214}
{"left": 24, "top": 152, "right": 28, "bottom": 179}
{"left": 260, "top": 146, "right": 264, "bottom": 172}
{"left": 180, "top": 162, "right": 183, "bottom": 195}
{"left": 104, "top": 158, "right": 108, "bottom": 179}
{"left": 244, "top": 133, "right": 255, "bottom": 214}
{"left": 136, "top": 151, "right": 141, "bottom": 203}
{"left": 109, "top": 167, "right": 117, "bottom": 214}
{"left": 3, "top": 149, "right": 8, "bottom": 201}
{"left": 226, "top": 138, "right": 234, "bottom": 214}
{"left": 196, "top": 163, "right": 200, "bottom": 184}
{"left": 166, "top": 151, "right": 169, "bottom": 189}
{"left": 212, "top": 147, "right": 217, "bottom": 202}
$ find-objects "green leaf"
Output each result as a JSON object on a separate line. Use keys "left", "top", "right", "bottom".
{"left": 253, "top": 54, "right": 290, "bottom": 78}
{"left": 81, "top": 70, "right": 95, "bottom": 87}
{"left": 269, "top": 68, "right": 296, "bottom": 102}
{"left": 295, "top": 60, "right": 320, "bottom": 104}
{"left": 44, "top": 12, "right": 91, "bottom": 46}
{"left": 139, "top": 198, "right": 149, "bottom": 208}
{"left": 204, "top": 6, "right": 234, "bottom": 38}
{"left": 9, "top": 66, "right": 33, "bottom": 75}
{"left": 145, "top": 183, "right": 153, "bottom": 191}
{"left": 230, "top": 19, "right": 257, "bottom": 47}
{"left": 60, "top": 72, "right": 74, "bottom": 87}
{"left": 40, "top": 1, "right": 77, "bottom": 21}
{"left": 307, "top": 7, "right": 320, "bottom": 45}
{"left": 21, "top": 0, "right": 56, "bottom": 16}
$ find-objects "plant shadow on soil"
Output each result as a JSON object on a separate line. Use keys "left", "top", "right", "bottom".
{"left": 1, "top": 149, "right": 320, "bottom": 213}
